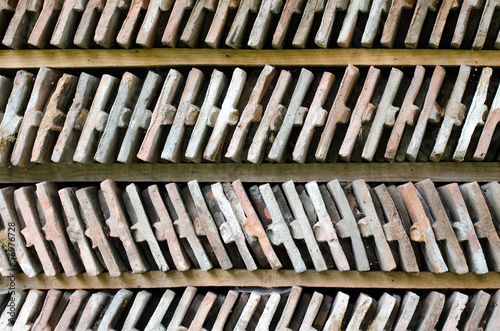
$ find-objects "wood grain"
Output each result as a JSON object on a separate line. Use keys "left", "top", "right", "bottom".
{"left": 7, "top": 270, "right": 500, "bottom": 290}
{"left": 0, "top": 49, "right": 499, "bottom": 68}
{"left": 0, "top": 162, "right": 496, "bottom": 183}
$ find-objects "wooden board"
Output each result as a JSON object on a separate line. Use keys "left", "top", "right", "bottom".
{"left": 6, "top": 270, "right": 500, "bottom": 290}
{"left": 0, "top": 49, "right": 499, "bottom": 68}
{"left": 0, "top": 162, "right": 497, "bottom": 183}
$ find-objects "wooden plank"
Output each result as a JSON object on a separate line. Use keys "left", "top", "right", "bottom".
{"left": 6, "top": 270, "right": 500, "bottom": 290}
{"left": 0, "top": 163, "right": 497, "bottom": 183}
{"left": 0, "top": 49, "right": 500, "bottom": 69}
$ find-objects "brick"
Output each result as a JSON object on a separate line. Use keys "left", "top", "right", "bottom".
{"left": 362, "top": 67, "right": 404, "bottom": 162}
{"left": 32, "top": 289, "right": 63, "bottom": 331}
{"left": 180, "top": 0, "right": 217, "bottom": 47}
{"left": 299, "top": 291, "right": 323, "bottom": 330}
{"left": 438, "top": 183, "right": 489, "bottom": 274}
{"left": 73, "top": 74, "right": 119, "bottom": 163}
{"left": 15, "top": 186, "right": 62, "bottom": 276}
{"left": 59, "top": 187, "right": 104, "bottom": 276}
{"left": 76, "top": 186, "right": 125, "bottom": 276}
{"left": 97, "top": 289, "right": 133, "bottom": 331}
{"left": 276, "top": 286, "right": 302, "bottom": 330}
{"left": 473, "top": 82, "right": 500, "bottom": 161}
{"left": 453, "top": 67, "right": 492, "bottom": 162}
{"left": 472, "top": 0, "right": 500, "bottom": 50}
{"left": 232, "top": 180, "right": 281, "bottom": 269}
{"left": 385, "top": 65, "right": 425, "bottom": 161}
{"left": 268, "top": 68, "right": 313, "bottom": 163}
{"left": 73, "top": 0, "right": 105, "bottom": 48}
{"left": 406, "top": 65, "right": 446, "bottom": 162}
{"left": 255, "top": 292, "right": 281, "bottom": 330}
{"left": 136, "top": 0, "right": 174, "bottom": 48}
{"left": 293, "top": 71, "right": 335, "bottom": 164}
{"left": 0, "top": 291, "right": 26, "bottom": 330}
{"left": 12, "top": 290, "right": 45, "bottom": 330}
{"left": 481, "top": 182, "right": 500, "bottom": 224}
{"left": 247, "top": 70, "right": 291, "bottom": 164}
{"left": 167, "top": 286, "right": 197, "bottom": 331}
{"left": 10, "top": 68, "right": 61, "bottom": 167}
{"left": 116, "top": 0, "right": 150, "bottom": 48}
{"left": 100, "top": 179, "right": 149, "bottom": 273}
{"left": 428, "top": 0, "right": 460, "bottom": 48}
{"left": 166, "top": 182, "right": 212, "bottom": 270}
{"left": 368, "top": 293, "right": 399, "bottom": 331}
{"left": 51, "top": 73, "right": 100, "bottom": 164}
{"left": 405, "top": 0, "right": 439, "bottom": 48}
{"left": 0, "top": 187, "right": 41, "bottom": 277}
{"left": 305, "top": 181, "right": 350, "bottom": 271}
{"left": 415, "top": 179, "right": 469, "bottom": 273}
{"left": 460, "top": 290, "right": 490, "bottom": 331}
{"left": 429, "top": 64, "right": 471, "bottom": 162}
{"left": 2, "top": 0, "right": 32, "bottom": 49}
{"left": 28, "top": 0, "right": 63, "bottom": 48}
{"left": 204, "top": 0, "right": 239, "bottom": 48}
{"left": 460, "top": 182, "right": 500, "bottom": 270}
{"left": 337, "top": 0, "right": 371, "bottom": 47}
{"left": 323, "top": 291, "right": 349, "bottom": 330}
{"left": 36, "top": 181, "right": 83, "bottom": 276}
{"left": 362, "top": 0, "right": 390, "bottom": 47}
{"left": 115, "top": 71, "right": 164, "bottom": 164}
{"left": 226, "top": 0, "right": 260, "bottom": 48}
{"left": 259, "top": 183, "right": 306, "bottom": 272}
{"left": 51, "top": 0, "right": 90, "bottom": 48}
{"left": 227, "top": 65, "right": 276, "bottom": 162}
{"left": 234, "top": 291, "right": 260, "bottom": 331}
{"left": 440, "top": 292, "right": 469, "bottom": 331}
{"left": 272, "top": 0, "right": 304, "bottom": 48}
{"left": 74, "top": 292, "right": 111, "bottom": 330}
{"left": 144, "top": 289, "right": 176, "bottom": 331}
{"left": 142, "top": 184, "right": 191, "bottom": 271}
{"left": 122, "top": 290, "right": 152, "bottom": 331}
{"left": 161, "top": 68, "right": 204, "bottom": 163}
{"left": 397, "top": 182, "right": 448, "bottom": 273}
{"left": 393, "top": 291, "right": 420, "bottom": 331}
{"left": 137, "top": 69, "right": 184, "bottom": 163}
{"left": 247, "top": 0, "right": 283, "bottom": 49}
{"left": 345, "top": 293, "right": 376, "bottom": 331}
{"left": 352, "top": 179, "right": 397, "bottom": 271}
{"left": 123, "top": 183, "right": 170, "bottom": 271}
{"left": 211, "top": 290, "right": 239, "bottom": 330}
{"left": 204, "top": 68, "right": 246, "bottom": 162}
{"left": 185, "top": 291, "right": 217, "bottom": 330}
{"left": 314, "top": 0, "right": 348, "bottom": 47}
{"left": 373, "top": 184, "right": 419, "bottom": 272}
{"left": 291, "top": 0, "right": 324, "bottom": 48}
{"left": 316, "top": 64, "right": 358, "bottom": 162}
{"left": 282, "top": 180, "right": 328, "bottom": 271}
{"left": 95, "top": 72, "right": 142, "bottom": 164}
{"left": 416, "top": 292, "right": 445, "bottom": 330}
{"left": 484, "top": 290, "right": 500, "bottom": 330}
{"left": 185, "top": 69, "right": 227, "bottom": 163}
{"left": 94, "top": 0, "right": 130, "bottom": 48}
{"left": 54, "top": 290, "right": 90, "bottom": 331}
{"left": 162, "top": 0, "right": 196, "bottom": 47}
{"left": 380, "top": 0, "right": 416, "bottom": 47}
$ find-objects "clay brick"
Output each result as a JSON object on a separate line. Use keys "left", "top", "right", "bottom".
{"left": 161, "top": 68, "right": 204, "bottom": 163}
{"left": 165, "top": 182, "right": 212, "bottom": 270}
{"left": 12, "top": 289, "right": 45, "bottom": 330}
{"left": 416, "top": 291, "right": 446, "bottom": 331}
{"left": 337, "top": 0, "right": 371, "bottom": 47}
{"left": 453, "top": 67, "right": 492, "bottom": 162}
{"left": 144, "top": 289, "right": 176, "bottom": 331}
{"left": 227, "top": 65, "right": 276, "bottom": 162}
{"left": 450, "top": 0, "right": 483, "bottom": 48}
{"left": 393, "top": 291, "right": 420, "bottom": 331}
{"left": 428, "top": 0, "right": 460, "bottom": 48}
{"left": 272, "top": 0, "right": 304, "bottom": 48}
{"left": 2, "top": 0, "right": 33, "bottom": 49}
{"left": 95, "top": 72, "right": 142, "bottom": 164}
{"left": 316, "top": 64, "right": 358, "bottom": 162}
{"left": 180, "top": 0, "right": 217, "bottom": 47}
{"left": 73, "top": 0, "right": 106, "bottom": 48}
{"left": 32, "top": 289, "right": 63, "bottom": 331}
{"left": 439, "top": 291, "right": 468, "bottom": 331}
{"left": 185, "top": 69, "right": 227, "bottom": 163}
{"left": 235, "top": 291, "right": 261, "bottom": 331}
{"left": 0, "top": 291, "right": 26, "bottom": 330}
{"left": 211, "top": 290, "right": 239, "bottom": 330}
{"left": 185, "top": 291, "right": 217, "bottom": 330}
{"left": 167, "top": 286, "right": 197, "bottom": 331}
{"left": 405, "top": 0, "right": 439, "bottom": 48}
{"left": 291, "top": 0, "right": 324, "bottom": 48}
{"left": 54, "top": 290, "right": 90, "bottom": 331}
{"left": 204, "top": 0, "right": 239, "bottom": 48}
{"left": 76, "top": 186, "right": 125, "bottom": 276}
{"left": 429, "top": 64, "right": 471, "bottom": 162}
{"left": 36, "top": 182, "right": 83, "bottom": 276}
{"left": 406, "top": 65, "right": 446, "bottom": 162}
{"left": 111, "top": 71, "right": 165, "bottom": 164}
{"left": 248, "top": 0, "right": 283, "bottom": 49}
{"left": 136, "top": 0, "right": 173, "bottom": 47}
{"left": 137, "top": 69, "right": 184, "bottom": 163}
{"left": 314, "top": 0, "right": 348, "bottom": 47}
{"left": 415, "top": 179, "right": 469, "bottom": 273}
{"left": 142, "top": 184, "right": 191, "bottom": 271}
{"left": 472, "top": 0, "right": 500, "bottom": 50}
{"left": 74, "top": 291, "right": 111, "bottom": 330}
{"left": 385, "top": 65, "right": 425, "bottom": 162}
{"left": 73, "top": 74, "right": 119, "bottom": 163}
{"left": 276, "top": 286, "right": 302, "bottom": 330}
{"left": 323, "top": 291, "right": 349, "bottom": 330}
{"left": 473, "top": 82, "right": 500, "bottom": 161}
{"left": 380, "top": 0, "right": 416, "bottom": 47}
{"left": 51, "top": 0, "right": 90, "bottom": 48}
{"left": 247, "top": 70, "right": 291, "bottom": 164}
{"left": 51, "top": 73, "right": 100, "bottom": 164}
{"left": 460, "top": 290, "right": 490, "bottom": 331}
{"left": 122, "top": 290, "right": 152, "bottom": 330}
{"left": 268, "top": 68, "right": 313, "bottom": 163}
{"left": 100, "top": 179, "right": 149, "bottom": 273}
{"left": 97, "top": 289, "right": 133, "bottom": 331}
{"left": 293, "top": 71, "right": 335, "bottom": 164}
{"left": 162, "top": 0, "right": 196, "bottom": 47}
{"left": 438, "top": 183, "right": 489, "bottom": 274}
{"left": 204, "top": 68, "right": 246, "bottom": 162}
{"left": 299, "top": 291, "right": 323, "bottom": 330}
{"left": 225, "top": 0, "right": 260, "bottom": 48}
{"left": 368, "top": 293, "right": 399, "bottom": 331}
{"left": 397, "top": 182, "right": 448, "bottom": 273}
{"left": 28, "top": 0, "right": 63, "bottom": 48}
{"left": 362, "top": 67, "right": 404, "bottom": 162}
{"left": 484, "top": 289, "right": 500, "bottom": 330}
{"left": 116, "top": 0, "right": 150, "bottom": 48}
{"left": 94, "top": 0, "right": 131, "bottom": 48}
{"left": 255, "top": 292, "right": 281, "bottom": 330}
{"left": 345, "top": 293, "right": 376, "bottom": 331}
{"left": 362, "top": 0, "right": 390, "bottom": 47}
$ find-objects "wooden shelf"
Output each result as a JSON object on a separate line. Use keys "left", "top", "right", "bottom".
{"left": 7, "top": 270, "right": 500, "bottom": 290}
{"left": 0, "top": 49, "right": 499, "bottom": 69}
{"left": 0, "top": 162, "right": 497, "bottom": 183}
